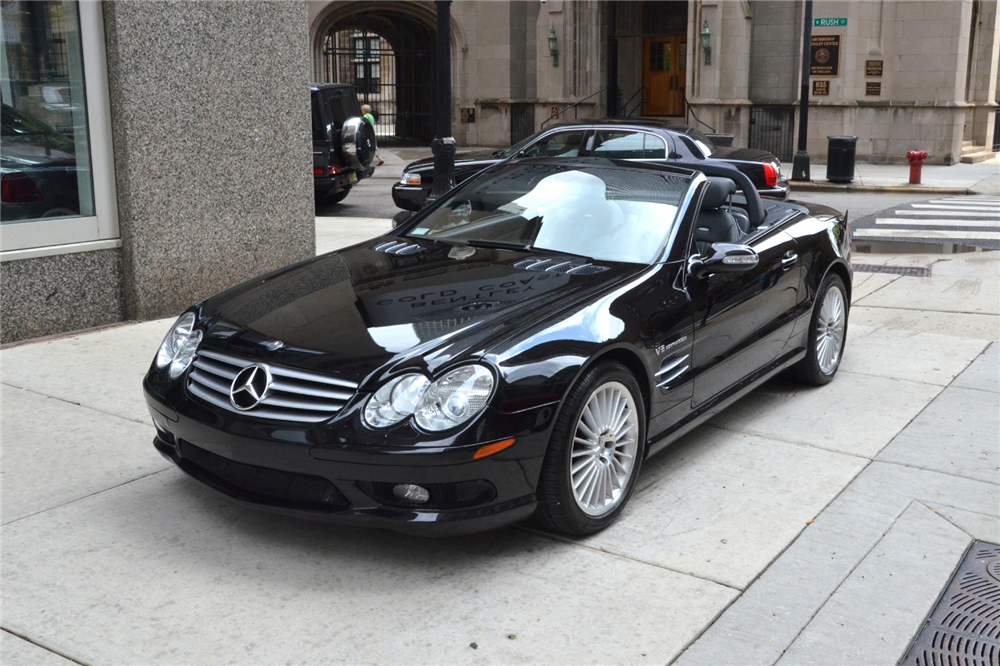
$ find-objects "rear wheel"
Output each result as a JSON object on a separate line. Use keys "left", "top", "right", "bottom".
{"left": 791, "top": 273, "right": 848, "bottom": 385}
{"left": 321, "top": 186, "right": 351, "bottom": 205}
{"left": 534, "top": 361, "right": 646, "bottom": 536}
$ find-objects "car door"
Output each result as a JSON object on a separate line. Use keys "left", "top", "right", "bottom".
{"left": 688, "top": 225, "right": 800, "bottom": 408}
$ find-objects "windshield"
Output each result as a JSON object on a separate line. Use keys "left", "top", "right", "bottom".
{"left": 406, "top": 162, "right": 692, "bottom": 264}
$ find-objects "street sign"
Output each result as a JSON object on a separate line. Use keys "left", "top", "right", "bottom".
{"left": 814, "top": 18, "right": 847, "bottom": 27}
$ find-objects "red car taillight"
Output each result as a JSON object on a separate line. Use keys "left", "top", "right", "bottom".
{"left": 1, "top": 172, "right": 45, "bottom": 204}
{"left": 763, "top": 162, "right": 780, "bottom": 187}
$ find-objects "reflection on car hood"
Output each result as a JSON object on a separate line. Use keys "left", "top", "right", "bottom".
{"left": 197, "top": 240, "right": 641, "bottom": 387}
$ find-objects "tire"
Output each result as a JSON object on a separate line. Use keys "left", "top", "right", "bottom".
{"left": 321, "top": 186, "right": 351, "bottom": 205}
{"left": 534, "top": 361, "right": 646, "bottom": 536}
{"left": 341, "top": 117, "right": 376, "bottom": 168}
{"left": 791, "top": 273, "right": 849, "bottom": 386}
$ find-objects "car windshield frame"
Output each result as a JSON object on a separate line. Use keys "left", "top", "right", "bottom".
{"left": 401, "top": 160, "right": 695, "bottom": 265}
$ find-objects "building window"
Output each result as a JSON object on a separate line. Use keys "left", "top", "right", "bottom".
{"left": 1, "top": 0, "right": 117, "bottom": 258}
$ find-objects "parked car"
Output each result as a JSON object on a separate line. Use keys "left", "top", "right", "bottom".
{"left": 145, "top": 158, "right": 850, "bottom": 536}
{"left": 391, "top": 119, "right": 789, "bottom": 211}
{"left": 311, "top": 83, "right": 376, "bottom": 205}
{"left": 1, "top": 103, "right": 82, "bottom": 221}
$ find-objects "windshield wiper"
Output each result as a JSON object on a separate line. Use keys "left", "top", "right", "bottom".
{"left": 462, "top": 239, "right": 533, "bottom": 252}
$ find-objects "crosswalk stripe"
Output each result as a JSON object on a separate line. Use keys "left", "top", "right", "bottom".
{"left": 909, "top": 204, "right": 1000, "bottom": 212}
{"left": 854, "top": 229, "right": 1000, "bottom": 240}
{"left": 893, "top": 210, "right": 1000, "bottom": 218}
{"left": 875, "top": 218, "right": 1000, "bottom": 228}
{"left": 928, "top": 199, "right": 1000, "bottom": 205}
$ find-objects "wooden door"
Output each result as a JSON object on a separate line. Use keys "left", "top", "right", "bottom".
{"left": 644, "top": 37, "right": 686, "bottom": 116}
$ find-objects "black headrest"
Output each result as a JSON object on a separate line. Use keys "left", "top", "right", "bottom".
{"left": 702, "top": 177, "right": 737, "bottom": 208}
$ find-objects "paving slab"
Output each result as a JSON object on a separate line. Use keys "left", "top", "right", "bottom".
{"left": 849, "top": 306, "right": 1000, "bottom": 341}
{"left": 1, "top": 318, "right": 173, "bottom": 425}
{"left": 876, "top": 385, "right": 1000, "bottom": 483}
{"left": 776, "top": 503, "right": 970, "bottom": 666}
{"left": 1, "top": 386, "right": 167, "bottom": 524}
{"left": 709, "top": 371, "right": 941, "bottom": 458}
{"left": 1, "top": 472, "right": 736, "bottom": 665}
{"left": 1, "top": 631, "right": 77, "bottom": 666}
{"left": 841, "top": 325, "right": 989, "bottom": 386}
{"left": 849, "top": 271, "right": 900, "bottom": 302}
{"left": 952, "top": 342, "right": 999, "bottom": 392}
{"left": 316, "top": 216, "right": 391, "bottom": 255}
{"left": 928, "top": 505, "right": 1000, "bottom": 543}
{"left": 853, "top": 268, "right": 999, "bottom": 316}
{"left": 674, "top": 461, "right": 998, "bottom": 666}
{"left": 579, "top": 428, "right": 867, "bottom": 590}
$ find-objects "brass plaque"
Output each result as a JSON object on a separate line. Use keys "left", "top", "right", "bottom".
{"left": 812, "top": 80, "right": 830, "bottom": 96}
{"left": 865, "top": 81, "right": 881, "bottom": 96}
{"left": 460, "top": 107, "right": 476, "bottom": 123}
{"left": 865, "top": 60, "right": 883, "bottom": 77}
{"left": 810, "top": 34, "right": 841, "bottom": 77}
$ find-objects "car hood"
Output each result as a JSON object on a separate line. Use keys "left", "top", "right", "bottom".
{"left": 197, "top": 239, "right": 642, "bottom": 389}
{"left": 404, "top": 151, "right": 502, "bottom": 173}
{"left": 709, "top": 146, "right": 775, "bottom": 163}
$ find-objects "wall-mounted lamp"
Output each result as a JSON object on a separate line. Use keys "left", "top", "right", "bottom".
{"left": 700, "top": 20, "right": 712, "bottom": 65}
{"left": 548, "top": 27, "right": 559, "bottom": 67}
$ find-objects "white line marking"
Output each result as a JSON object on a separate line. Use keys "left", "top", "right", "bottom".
{"left": 910, "top": 204, "right": 1000, "bottom": 212}
{"left": 893, "top": 210, "right": 1000, "bottom": 218}
{"left": 874, "top": 218, "right": 1000, "bottom": 228}
{"left": 855, "top": 229, "right": 1000, "bottom": 240}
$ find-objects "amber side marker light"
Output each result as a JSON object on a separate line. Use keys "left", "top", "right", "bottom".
{"left": 473, "top": 438, "right": 516, "bottom": 460}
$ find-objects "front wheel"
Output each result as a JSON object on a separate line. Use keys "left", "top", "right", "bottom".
{"left": 534, "top": 361, "right": 646, "bottom": 536}
{"left": 791, "top": 273, "right": 848, "bottom": 385}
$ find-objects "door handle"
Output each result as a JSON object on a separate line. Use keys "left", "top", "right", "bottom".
{"left": 781, "top": 252, "right": 798, "bottom": 267}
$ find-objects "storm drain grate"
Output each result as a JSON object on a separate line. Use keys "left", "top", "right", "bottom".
{"left": 900, "top": 541, "right": 1000, "bottom": 665}
{"left": 853, "top": 264, "right": 932, "bottom": 278}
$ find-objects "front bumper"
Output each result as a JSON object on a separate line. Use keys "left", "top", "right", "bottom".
{"left": 144, "top": 382, "right": 552, "bottom": 536}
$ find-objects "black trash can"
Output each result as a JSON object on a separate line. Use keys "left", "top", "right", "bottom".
{"left": 826, "top": 135, "right": 858, "bottom": 183}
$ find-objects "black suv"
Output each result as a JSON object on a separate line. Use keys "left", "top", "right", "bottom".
{"left": 311, "top": 83, "right": 376, "bottom": 204}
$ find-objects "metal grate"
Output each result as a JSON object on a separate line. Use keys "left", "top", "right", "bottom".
{"left": 374, "top": 240, "right": 424, "bottom": 255}
{"left": 993, "top": 109, "right": 1000, "bottom": 153}
{"left": 900, "top": 541, "right": 1000, "bottom": 665}
{"left": 852, "top": 264, "right": 933, "bottom": 278}
{"left": 187, "top": 350, "right": 357, "bottom": 423}
{"left": 179, "top": 441, "right": 349, "bottom": 510}
{"left": 511, "top": 103, "right": 536, "bottom": 145}
{"left": 748, "top": 105, "right": 795, "bottom": 162}
{"left": 513, "top": 258, "right": 609, "bottom": 275}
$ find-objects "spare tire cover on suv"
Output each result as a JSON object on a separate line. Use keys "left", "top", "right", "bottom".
{"left": 341, "top": 117, "right": 376, "bottom": 169}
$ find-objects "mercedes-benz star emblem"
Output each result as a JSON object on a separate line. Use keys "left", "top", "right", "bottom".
{"left": 229, "top": 364, "right": 272, "bottom": 411}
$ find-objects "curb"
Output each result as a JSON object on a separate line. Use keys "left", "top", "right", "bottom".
{"left": 789, "top": 182, "right": 971, "bottom": 195}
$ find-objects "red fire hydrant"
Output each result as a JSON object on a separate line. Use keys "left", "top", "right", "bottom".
{"left": 907, "top": 150, "right": 928, "bottom": 185}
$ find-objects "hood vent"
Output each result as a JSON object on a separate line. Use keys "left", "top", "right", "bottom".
{"left": 374, "top": 241, "right": 424, "bottom": 256}
{"left": 513, "top": 258, "right": 609, "bottom": 276}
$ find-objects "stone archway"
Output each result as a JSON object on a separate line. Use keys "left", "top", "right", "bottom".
{"left": 311, "top": 1, "right": 464, "bottom": 144}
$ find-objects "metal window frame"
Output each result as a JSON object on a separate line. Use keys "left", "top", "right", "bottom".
{"left": 1, "top": 1, "right": 120, "bottom": 260}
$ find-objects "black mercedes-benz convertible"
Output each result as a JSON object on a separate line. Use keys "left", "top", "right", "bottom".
{"left": 145, "top": 158, "right": 850, "bottom": 536}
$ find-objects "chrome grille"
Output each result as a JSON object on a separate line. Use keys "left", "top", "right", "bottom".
{"left": 513, "top": 258, "right": 608, "bottom": 275}
{"left": 187, "top": 349, "right": 358, "bottom": 423}
{"left": 374, "top": 240, "right": 424, "bottom": 255}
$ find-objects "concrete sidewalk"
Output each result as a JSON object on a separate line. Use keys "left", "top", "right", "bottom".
{"left": 783, "top": 156, "right": 1000, "bottom": 195}
{"left": 2, "top": 220, "right": 997, "bottom": 664}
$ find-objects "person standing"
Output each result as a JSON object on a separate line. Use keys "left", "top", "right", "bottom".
{"left": 361, "top": 104, "right": 384, "bottom": 166}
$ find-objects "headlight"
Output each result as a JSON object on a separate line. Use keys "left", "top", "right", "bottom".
{"left": 415, "top": 365, "right": 494, "bottom": 432}
{"left": 363, "top": 374, "right": 431, "bottom": 428}
{"left": 400, "top": 172, "right": 421, "bottom": 186}
{"left": 155, "top": 312, "right": 203, "bottom": 380}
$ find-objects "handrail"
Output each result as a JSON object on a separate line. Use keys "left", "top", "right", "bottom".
{"left": 684, "top": 97, "right": 716, "bottom": 133}
{"left": 541, "top": 86, "right": 609, "bottom": 129}
{"left": 619, "top": 86, "right": 647, "bottom": 117}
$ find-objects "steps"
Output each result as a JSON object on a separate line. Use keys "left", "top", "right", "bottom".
{"left": 960, "top": 140, "right": 997, "bottom": 163}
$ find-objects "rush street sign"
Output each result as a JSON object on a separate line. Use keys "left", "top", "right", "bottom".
{"left": 814, "top": 18, "right": 848, "bottom": 27}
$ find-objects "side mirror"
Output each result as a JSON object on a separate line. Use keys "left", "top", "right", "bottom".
{"left": 391, "top": 210, "right": 414, "bottom": 229}
{"left": 688, "top": 243, "right": 758, "bottom": 278}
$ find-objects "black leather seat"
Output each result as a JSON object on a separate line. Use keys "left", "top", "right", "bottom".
{"left": 695, "top": 177, "right": 743, "bottom": 254}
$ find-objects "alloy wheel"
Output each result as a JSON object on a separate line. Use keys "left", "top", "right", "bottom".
{"left": 816, "top": 286, "right": 846, "bottom": 374}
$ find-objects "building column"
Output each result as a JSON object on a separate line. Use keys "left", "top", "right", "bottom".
{"left": 968, "top": 0, "right": 999, "bottom": 149}
{"left": 102, "top": 1, "right": 315, "bottom": 321}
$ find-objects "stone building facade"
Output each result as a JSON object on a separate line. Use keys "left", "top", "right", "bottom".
{"left": 310, "top": 0, "right": 999, "bottom": 164}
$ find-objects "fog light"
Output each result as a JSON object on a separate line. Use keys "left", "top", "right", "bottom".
{"left": 393, "top": 483, "right": 430, "bottom": 504}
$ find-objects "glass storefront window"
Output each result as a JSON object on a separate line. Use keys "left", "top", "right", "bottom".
{"left": 1, "top": 0, "right": 94, "bottom": 223}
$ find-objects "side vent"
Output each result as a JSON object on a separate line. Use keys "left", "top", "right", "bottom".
{"left": 374, "top": 241, "right": 424, "bottom": 255}
{"left": 655, "top": 354, "right": 689, "bottom": 391}
{"left": 513, "top": 258, "right": 609, "bottom": 275}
